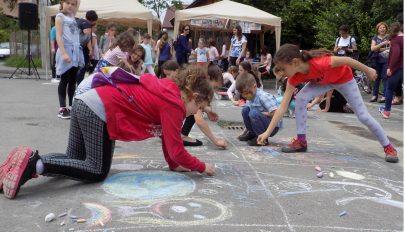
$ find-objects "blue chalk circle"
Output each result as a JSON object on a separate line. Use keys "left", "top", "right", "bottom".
{"left": 102, "top": 171, "right": 196, "bottom": 200}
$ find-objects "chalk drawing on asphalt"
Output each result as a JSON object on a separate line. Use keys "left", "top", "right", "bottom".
{"left": 102, "top": 171, "right": 196, "bottom": 201}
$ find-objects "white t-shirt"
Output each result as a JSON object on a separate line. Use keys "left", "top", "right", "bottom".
{"left": 335, "top": 36, "right": 356, "bottom": 56}
{"left": 208, "top": 46, "right": 219, "bottom": 61}
{"left": 222, "top": 72, "right": 235, "bottom": 86}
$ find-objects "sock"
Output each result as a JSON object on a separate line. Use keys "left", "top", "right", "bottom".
{"left": 36, "top": 159, "right": 44, "bottom": 175}
{"left": 384, "top": 143, "right": 394, "bottom": 150}
{"left": 297, "top": 134, "right": 306, "bottom": 142}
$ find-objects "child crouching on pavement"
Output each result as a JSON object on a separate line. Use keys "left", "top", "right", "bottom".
{"left": 0, "top": 65, "right": 216, "bottom": 199}
{"left": 236, "top": 72, "right": 282, "bottom": 146}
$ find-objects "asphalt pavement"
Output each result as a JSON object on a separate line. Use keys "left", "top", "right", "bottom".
{"left": 0, "top": 64, "right": 403, "bottom": 232}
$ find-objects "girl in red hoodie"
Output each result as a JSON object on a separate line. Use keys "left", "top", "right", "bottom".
{"left": 0, "top": 66, "right": 216, "bottom": 199}
{"left": 257, "top": 44, "right": 398, "bottom": 163}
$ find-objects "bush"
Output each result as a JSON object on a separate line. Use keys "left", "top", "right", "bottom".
{"left": 5, "top": 55, "right": 41, "bottom": 68}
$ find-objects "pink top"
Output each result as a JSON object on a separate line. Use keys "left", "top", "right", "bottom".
{"left": 208, "top": 46, "right": 219, "bottom": 61}
{"left": 102, "top": 46, "right": 127, "bottom": 66}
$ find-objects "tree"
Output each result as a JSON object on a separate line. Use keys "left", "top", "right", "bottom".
{"left": 142, "top": 0, "right": 170, "bottom": 19}
{"left": 172, "top": 0, "right": 184, "bottom": 10}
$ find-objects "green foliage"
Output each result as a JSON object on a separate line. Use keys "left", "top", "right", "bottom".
{"left": 0, "top": 13, "right": 18, "bottom": 42}
{"left": 5, "top": 55, "right": 42, "bottom": 68}
{"left": 172, "top": 0, "right": 184, "bottom": 10}
{"left": 232, "top": 0, "right": 403, "bottom": 60}
{"left": 142, "top": 0, "right": 170, "bottom": 19}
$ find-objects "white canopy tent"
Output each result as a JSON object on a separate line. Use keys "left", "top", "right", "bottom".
{"left": 174, "top": 0, "right": 281, "bottom": 50}
{"left": 46, "top": 0, "right": 161, "bottom": 35}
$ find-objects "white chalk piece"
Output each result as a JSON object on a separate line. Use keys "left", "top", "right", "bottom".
{"left": 45, "top": 213, "right": 56, "bottom": 222}
{"left": 70, "top": 215, "right": 78, "bottom": 219}
{"left": 76, "top": 219, "right": 86, "bottom": 223}
{"left": 339, "top": 211, "right": 347, "bottom": 217}
{"left": 68, "top": 228, "right": 74, "bottom": 231}
{"left": 329, "top": 172, "right": 335, "bottom": 178}
{"left": 60, "top": 221, "right": 65, "bottom": 226}
{"left": 316, "top": 172, "right": 323, "bottom": 178}
{"left": 315, "top": 166, "right": 322, "bottom": 172}
{"left": 58, "top": 212, "right": 67, "bottom": 218}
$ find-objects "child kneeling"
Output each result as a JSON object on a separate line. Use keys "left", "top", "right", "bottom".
{"left": 236, "top": 72, "right": 282, "bottom": 146}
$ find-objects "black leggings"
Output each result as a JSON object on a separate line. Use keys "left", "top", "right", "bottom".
{"left": 58, "top": 67, "right": 78, "bottom": 107}
{"left": 41, "top": 99, "right": 115, "bottom": 182}
{"left": 181, "top": 115, "right": 195, "bottom": 136}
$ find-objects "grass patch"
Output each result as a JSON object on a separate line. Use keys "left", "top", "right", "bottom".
{"left": 5, "top": 55, "right": 41, "bottom": 68}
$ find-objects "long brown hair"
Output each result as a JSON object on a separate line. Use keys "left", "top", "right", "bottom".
{"left": 234, "top": 25, "right": 243, "bottom": 40}
{"left": 173, "top": 65, "right": 214, "bottom": 105}
{"left": 274, "top": 44, "right": 333, "bottom": 64}
{"left": 110, "top": 31, "right": 135, "bottom": 52}
{"left": 239, "top": 61, "right": 262, "bottom": 88}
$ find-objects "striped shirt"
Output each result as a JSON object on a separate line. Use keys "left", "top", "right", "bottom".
{"left": 102, "top": 46, "right": 127, "bottom": 66}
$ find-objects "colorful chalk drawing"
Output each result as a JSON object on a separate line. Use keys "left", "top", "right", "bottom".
{"left": 112, "top": 197, "right": 231, "bottom": 226}
{"left": 102, "top": 171, "right": 195, "bottom": 201}
{"left": 82, "top": 202, "right": 112, "bottom": 227}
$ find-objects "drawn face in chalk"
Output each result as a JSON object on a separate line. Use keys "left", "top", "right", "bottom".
{"left": 342, "top": 185, "right": 390, "bottom": 198}
{"left": 151, "top": 199, "right": 222, "bottom": 221}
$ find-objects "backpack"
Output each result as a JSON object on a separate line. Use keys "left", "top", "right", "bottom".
{"left": 91, "top": 67, "right": 140, "bottom": 89}
{"left": 336, "top": 36, "right": 359, "bottom": 60}
{"left": 76, "top": 18, "right": 92, "bottom": 48}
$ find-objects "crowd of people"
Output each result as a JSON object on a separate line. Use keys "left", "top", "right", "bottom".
{"left": 0, "top": 0, "right": 401, "bottom": 199}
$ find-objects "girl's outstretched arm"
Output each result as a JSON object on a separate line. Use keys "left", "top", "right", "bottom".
{"left": 331, "top": 56, "right": 377, "bottom": 81}
{"left": 257, "top": 82, "right": 295, "bottom": 144}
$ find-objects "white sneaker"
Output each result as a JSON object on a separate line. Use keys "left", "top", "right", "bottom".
{"left": 51, "top": 78, "right": 60, "bottom": 83}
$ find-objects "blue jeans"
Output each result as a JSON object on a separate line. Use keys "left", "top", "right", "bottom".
{"left": 372, "top": 62, "right": 388, "bottom": 97}
{"left": 242, "top": 107, "right": 279, "bottom": 137}
{"left": 384, "top": 68, "right": 403, "bottom": 112}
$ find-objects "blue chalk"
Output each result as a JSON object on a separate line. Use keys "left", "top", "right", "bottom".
{"left": 339, "top": 211, "right": 347, "bottom": 217}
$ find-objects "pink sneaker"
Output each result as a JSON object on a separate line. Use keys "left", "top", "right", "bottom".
{"left": 2, "top": 147, "right": 34, "bottom": 199}
{"left": 381, "top": 111, "right": 390, "bottom": 119}
{"left": 0, "top": 147, "right": 31, "bottom": 193}
{"left": 384, "top": 146, "right": 399, "bottom": 163}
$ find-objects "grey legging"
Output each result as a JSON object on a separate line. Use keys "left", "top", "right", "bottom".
{"left": 294, "top": 79, "right": 390, "bottom": 147}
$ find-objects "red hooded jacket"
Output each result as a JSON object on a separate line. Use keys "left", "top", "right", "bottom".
{"left": 96, "top": 74, "right": 206, "bottom": 173}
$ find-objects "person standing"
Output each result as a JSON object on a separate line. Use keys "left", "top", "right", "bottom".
{"left": 333, "top": 25, "right": 358, "bottom": 58}
{"left": 50, "top": 16, "right": 59, "bottom": 83}
{"left": 75, "top": 10, "right": 98, "bottom": 85}
{"left": 140, "top": 33, "right": 156, "bottom": 75}
{"left": 55, "top": 0, "right": 84, "bottom": 119}
{"left": 369, "top": 22, "right": 390, "bottom": 103}
{"left": 380, "top": 22, "right": 403, "bottom": 119}
{"left": 228, "top": 25, "right": 247, "bottom": 66}
{"left": 98, "top": 22, "right": 117, "bottom": 57}
{"left": 175, "top": 25, "right": 192, "bottom": 66}
{"left": 155, "top": 31, "right": 172, "bottom": 78}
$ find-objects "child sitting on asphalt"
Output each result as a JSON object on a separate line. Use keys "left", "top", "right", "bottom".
{"left": 236, "top": 72, "right": 282, "bottom": 146}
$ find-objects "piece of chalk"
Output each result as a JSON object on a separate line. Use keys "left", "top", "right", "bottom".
{"left": 315, "top": 166, "right": 322, "bottom": 172}
{"left": 60, "top": 221, "right": 65, "bottom": 226}
{"left": 45, "top": 213, "right": 56, "bottom": 222}
{"left": 329, "top": 172, "right": 335, "bottom": 178}
{"left": 76, "top": 219, "right": 86, "bottom": 223}
{"left": 339, "top": 211, "right": 347, "bottom": 217}
{"left": 58, "top": 212, "right": 67, "bottom": 218}
{"left": 316, "top": 172, "right": 323, "bottom": 178}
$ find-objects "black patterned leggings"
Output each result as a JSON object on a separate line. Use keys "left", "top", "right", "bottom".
{"left": 41, "top": 99, "right": 115, "bottom": 182}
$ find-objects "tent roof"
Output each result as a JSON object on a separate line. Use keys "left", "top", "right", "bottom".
{"left": 46, "top": 0, "right": 160, "bottom": 28}
{"left": 175, "top": 0, "right": 281, "bottom": 27}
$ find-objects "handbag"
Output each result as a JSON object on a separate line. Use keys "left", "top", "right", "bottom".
{"left": 379, "top": 49, "right": 390, "bottom": 59}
